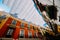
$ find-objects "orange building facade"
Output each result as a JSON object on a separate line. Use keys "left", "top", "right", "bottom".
{"left": 0, "top": 11, "right": 43, "bottom": 39}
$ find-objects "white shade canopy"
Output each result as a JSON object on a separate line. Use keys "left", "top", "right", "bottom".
{"left": 1, "top": 0, "right": 60, "bottom": 27}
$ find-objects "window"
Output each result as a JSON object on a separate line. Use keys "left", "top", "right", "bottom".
{"left": 33, "top": 26, "right": 36, "bottom": 30}
{"left": 34, "top": 32, "right": 38, "bottom": 38}
{"left": 28, "top": 24, "right": 30, "bottom": 29}
{"left": 19, "top": 30, "right": 24, "bottom": 38}
{"left": 10, "top": 20, "right": 16, "bottom": 28}
{"left": 6, "top": 29, "right": 14, "bottom": 38}
{"left": 0, "top": 15, "right": 6, "bottom": 19}
{"left": 11, "top": 20, "right": 16, "bottom": 25}
{"left": 28, "top": 31, "right": 32, "bottom": 38}
{"left": 37, "top": 28, "right": 40, "bottom": 31}
{"left": 21, "top": 23, "right": 24, "bottom": 28}
{"left": 0, "top": 15, "right": 6, "bottom": 23}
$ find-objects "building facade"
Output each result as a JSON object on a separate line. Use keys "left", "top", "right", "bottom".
{"left": 0, "top": 11, "right": 43, "bottom": 39}
{"left": 0, "top": 11, "right": 60, "bottom": 40}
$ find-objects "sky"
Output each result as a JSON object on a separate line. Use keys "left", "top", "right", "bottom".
{"left": 0, "top": 0, "right": 10, "bottom": 12}
{"left": 0, "top": 0, "right": 48, "bottom": 28}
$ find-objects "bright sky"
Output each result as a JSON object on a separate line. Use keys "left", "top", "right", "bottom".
{"left": 0, "top": 0, "right": 48, "bottom": 28}
{"left": 0, "top": 0, "right": 10, "bottom": 12}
